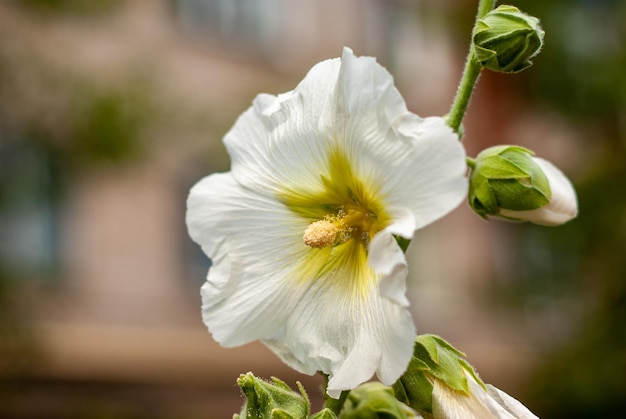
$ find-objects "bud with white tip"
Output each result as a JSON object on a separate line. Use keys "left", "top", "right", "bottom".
{"left": 468, "top": 145, "right": 578, "bottom": 226}
{"left": 498, "top": 156, "right": 578, "bottom": 226}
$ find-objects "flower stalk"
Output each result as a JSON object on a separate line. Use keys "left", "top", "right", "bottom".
{"left": 446, "top": 0, "right": 497, "bottom": 135}
{"left": 323, "top": 374, "right": 350, "bottom": 415}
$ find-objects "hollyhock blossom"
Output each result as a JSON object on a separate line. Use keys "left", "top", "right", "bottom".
{"left": 186, "top": 48, "right": 467, "bottom": 397}
{"left": 468, "top": 145, "right": 578, "bottom": 226}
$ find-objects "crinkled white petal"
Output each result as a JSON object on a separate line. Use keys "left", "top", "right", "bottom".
{"left": 223, "top": 48, "right": 467, "bottom": 229}
{"left": 333, "top": 50, "right": 467, "bottom": 230}
{"left": 369, "top": 208, "right": 416, "bottom": 307}
{"left": 187, "top": 173, "right": 309, "bottom": 346}
{"left": 499, "top": 157, "right": 578, "bottom": 226}
{"left": 224, "top": 57, "right": 340, "bottom": 195}
{"left": 264, "top": 256, "right": 416, "bottom": 398}
{"left": 188, "top": 172, "right": 416, "bottom": 393}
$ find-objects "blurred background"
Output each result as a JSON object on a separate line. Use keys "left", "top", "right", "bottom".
{"left": 0, "top": 0, "right": 624, "bottom": 417}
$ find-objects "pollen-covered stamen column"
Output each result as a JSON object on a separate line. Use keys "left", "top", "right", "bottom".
{"left": 303, "top": 205, "right": 377, "bottom": 249}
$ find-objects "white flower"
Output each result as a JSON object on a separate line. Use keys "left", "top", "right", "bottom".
{"left": 499, "top": 157, "right": 578, "bottom": 226}
{"left": 186, "top": 47, "right": 467, "bottom": 398}
{"left": 431, "top": 369, "right": 538, "bottom": 419}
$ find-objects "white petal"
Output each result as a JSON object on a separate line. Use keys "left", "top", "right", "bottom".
{"left": 362, "top": 115, "right": 467, "bottom": 230}
{"left": 188, "top": 173, "right": 416, "bottom": 392}
{"left": 187, "top": 173, "right": 309, "bottom": 346}
{"left": 223, "top": 57, "right": 341, "bottom": 195}
{"left": 432, "top": 378, "right": 494, "bottom": 419}
{"left": 264, "top": 244, "right": 416, "bottom": 398}
{"left": 499, "top": 157, "right": 578, "bottom": 226}
{"left": 432, "top": 370, "right": 538, "bottom": 419}
{"left": 329, "top": 49, "right": 467, "bottom": 230}
{"left": 334, "top": 47, "right": 408, "bottom": 139}
{"left": 368, "top": 209, "right": 416, "bottom": 306}
{"left": 486, "top": 385, "right": 539, "bottom": 419}
{"left": 466, "top": 374, "right": 517, "bottom": 419}
{"left": 223, "top": 48, "right": 467, "bottom": 234}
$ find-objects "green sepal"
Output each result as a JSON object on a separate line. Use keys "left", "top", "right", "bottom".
{"left": 468, "top": 145, "right": 552, "bottom": 219}
{"left": 413, "top": 335, "right": 472, "bottom": 394}
{"left": 395, "top": 236, "right": 411, "bottom": 253}
{"left": 392, "top": 359, "right": 433, "bottom": 414}
{"left": 269, "top": 409, "right": 297, "bottom": 419}
{"left": 310, "top": 408, "right": 338, "bottom": 419}
{"left": 340, "top": 382, "right": 416, "bottom": 418}
{"left": 472, "top": 5, "right": 544, "bottom": 73}
{"left": 235, "top": 373, "right": 310, "bottom": 419}
{"left": 393, "top": 335, "right": 486, "bottom": 415}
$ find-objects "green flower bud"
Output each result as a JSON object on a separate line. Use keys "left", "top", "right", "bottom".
{"left": 473, "top": 5, "right": 544, "bottom": 73}
{"left": 234, "top": 372, "right": 310, "bottom": 419}
{"left": 393, "top": 335, "right": 539, "bottom": 418}
{"left": 393, "top": 334, "right": 482, "bottom": 415}
{"left": 469, "top": 145, "right": 550, "bottom": 218}
{"left": 340, "top": 382, "right": 418, "bottom": 419}
{"left": 469, "top": 145, "right": 578, "bottom": 225}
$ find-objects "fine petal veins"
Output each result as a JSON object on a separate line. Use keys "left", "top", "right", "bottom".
{"left": 186, "top": 47, "right": 467, "bottom": 397}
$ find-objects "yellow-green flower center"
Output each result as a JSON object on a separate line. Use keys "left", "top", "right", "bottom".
{"left": 277, "top": 146, "right": 391, "bottom": 298}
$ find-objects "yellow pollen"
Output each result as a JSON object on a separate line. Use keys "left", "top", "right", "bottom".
{"left": 303, "top": 219, "right": 339, "bottom": 248}
{"left": 303, "top": 205, "right": 377, "bottom": 250}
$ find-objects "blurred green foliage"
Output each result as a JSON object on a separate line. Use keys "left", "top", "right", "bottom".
{"left": 539, "top": 168, "right": 626, "bottom": 418}
{"left": 67, "top": 87, "right": 149, "bottom": 166}
{"left": 16, "top": 0, "right": 121, "bottom": 14}
{"left": 7, "top": 83, "right": 152, "bottom": 172}
{"left": 521, "top": 0, "right": 626, "bottom": 122}
{"left": 485, "top": 1, "right": 626, "bottom": 417}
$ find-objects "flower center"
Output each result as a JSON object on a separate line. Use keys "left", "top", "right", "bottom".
{"left": 303, "top": 204, "right": 375, "bottom": 249}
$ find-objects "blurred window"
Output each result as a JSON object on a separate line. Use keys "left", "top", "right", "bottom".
{"left": 0, "top": 139, "right": 60, "bottom": 280}
{"left": 175, "top": 0, "right": 282, "bottom": 55}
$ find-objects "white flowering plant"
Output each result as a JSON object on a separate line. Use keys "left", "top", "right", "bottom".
{"left": 186, "top": 1, "right": 577, "bottom": 418}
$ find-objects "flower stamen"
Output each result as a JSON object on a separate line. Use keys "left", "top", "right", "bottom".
{"left": 303, "top": 219, "right": 340, "bottom": 248}
{"left": 303, "top": 206, "right": 375, "bottom": 249}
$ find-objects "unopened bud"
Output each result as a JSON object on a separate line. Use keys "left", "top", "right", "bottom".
{"left": 468, "top": 145, "right": 578, "bottom": 226}
{"left": 473, "top": 5, "right": 544, "bottom": 73}
{"left": 394, "top": 335, "right": 539, "bottom": 418}
{"left": 234, "top": 373, "right": 310, "bottom": 419}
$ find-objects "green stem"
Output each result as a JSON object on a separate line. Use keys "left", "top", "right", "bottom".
{"left": 324, "top": 390, "right": 350, "bottom": 415}
{"left": 322, "top": 374, "right": 350, "bottom": 415}
{"left": 445, "top": 51, "right": 482, "bottom": 135}
{"left": 477, "top": 0, "right": 497, "bottom": 20}
{"left": 445, "top": 0, "right": 497, "bottom": 136}
{"left": 466, "top": 156, "right": 477, "bottom": 169}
